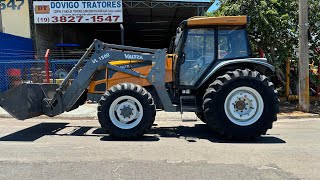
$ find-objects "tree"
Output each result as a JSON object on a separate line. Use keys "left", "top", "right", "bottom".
{"left": 309, "top": 1, "right": 320, "bottom": 60}
{"left": 213, "top": 0, "right": 320, "bottom": 91}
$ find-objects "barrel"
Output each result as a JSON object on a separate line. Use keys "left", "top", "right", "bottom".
{"left": 7, "top": 68, "right": 22, "bottom": 88}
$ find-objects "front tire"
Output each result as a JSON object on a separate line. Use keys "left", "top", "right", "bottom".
{"left": 98, "top": 83, "right": 156, "bottom": 139}
{"left": 203, "top": 69, "right": 279, "bottom": 140}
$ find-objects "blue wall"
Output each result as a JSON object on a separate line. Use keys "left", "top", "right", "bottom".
{"left": 0, "top": 32, "right": 34, "bottom": 91}
{"left": 0, "top": 32, "right": 34, "bottom": 61}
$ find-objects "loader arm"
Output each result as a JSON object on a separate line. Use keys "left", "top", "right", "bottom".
{"left": 62, "top": 40, "right": 156, "bottom": 111}
{"left": 58, "top": 40, "right": 177, "bottom": 114}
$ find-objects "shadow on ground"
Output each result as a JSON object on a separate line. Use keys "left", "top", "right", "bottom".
{"left": 0, "top": 122, "right": 286, "bottom": 144}
{"left": 0, "top": 123, "right": 68, "bottom": 142}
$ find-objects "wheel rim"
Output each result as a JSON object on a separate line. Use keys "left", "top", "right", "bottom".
{"left": 224, "top": 86, "right": 264, "bottom": 126}
{"left": 55, "top": 69, "right": 68, "bottom": 79}
{"left": 109, "top": 95, "right": 144, "bottom": 129}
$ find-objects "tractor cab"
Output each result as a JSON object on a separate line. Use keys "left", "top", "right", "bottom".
{"left": 169, "top": 16, "right": 252, "bottom": 88}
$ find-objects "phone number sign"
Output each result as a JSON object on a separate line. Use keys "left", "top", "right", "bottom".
{"left": 33, "top": 0, "right": 123, "bottom": 24}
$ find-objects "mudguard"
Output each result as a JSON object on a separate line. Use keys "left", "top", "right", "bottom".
{"left": 197, "top": 58, "right": 275, "bottom": 88}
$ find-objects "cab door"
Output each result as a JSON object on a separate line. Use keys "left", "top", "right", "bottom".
{"left": 178, "top": 28, "right": 216, "bottom": 87}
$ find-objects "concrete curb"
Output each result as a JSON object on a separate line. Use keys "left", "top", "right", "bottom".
{"left": 0, "top": 114, "right": 97, "bottom": 120}
{"left": 277, "top": 114, "right": 320, "bottom": 119}
{"left": 0, "top": 104, "right": 98, "bottom": 120}
{"left": 0, "top": 113, "right": 319, "bottom": 120}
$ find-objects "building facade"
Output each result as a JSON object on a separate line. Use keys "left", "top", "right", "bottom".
{"left": 1, "top": 0, "right": 31, "bottom": 38}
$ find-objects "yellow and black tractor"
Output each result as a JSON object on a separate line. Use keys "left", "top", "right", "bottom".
{"left": 0, "top": 16, "right": 279, "bottom": 140}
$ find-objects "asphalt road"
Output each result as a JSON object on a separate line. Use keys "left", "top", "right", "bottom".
{"left": 0, "top": 113, "right": 319, "bottom": 180}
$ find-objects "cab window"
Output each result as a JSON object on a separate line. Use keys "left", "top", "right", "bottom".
{"left": 179, "top": 29, "right": 215, "bottom": 86}
{"left": 218, "top": 26, "right": 250, "bottom": 60}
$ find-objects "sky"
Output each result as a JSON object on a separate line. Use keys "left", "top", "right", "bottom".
{"left": 207, "top": 0, "right": 220, "bottom": 12}
{"left": 156, "top": 0, "right": 221, "bottom": 12}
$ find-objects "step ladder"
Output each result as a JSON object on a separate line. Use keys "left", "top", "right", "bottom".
{"left": 180, "top": 96, "right": 200, "bottom": 113}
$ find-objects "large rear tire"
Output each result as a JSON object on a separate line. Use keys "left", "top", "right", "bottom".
{"left": 98, "top": 83, "right": 156, "bottom": 139}
{"left": 195, "top": 112, "right": 207, "bottom": 124}
{"left": 203, "top": 69, "right": 279, "bottom": 140}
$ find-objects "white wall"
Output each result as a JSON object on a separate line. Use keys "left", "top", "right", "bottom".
{"left": 1, "top": 0, "right": 31, "bottom": 38}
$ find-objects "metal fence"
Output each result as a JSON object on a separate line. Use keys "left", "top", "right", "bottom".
{"left": 0, "top": 47, "right": 93, "bottom": 92}
{"left": 0, "top": 59, "right": 82, "bottom": 92}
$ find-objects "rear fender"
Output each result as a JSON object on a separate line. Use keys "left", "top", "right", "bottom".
{"left": 196, "top": 58, "right": 275, "bottom": 89}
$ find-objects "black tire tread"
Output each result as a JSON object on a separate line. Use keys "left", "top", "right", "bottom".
{"left": 203, "top": 69, "right": 279, "bottom": 140}
{"left": 195, "top": 112, "right": 207, "bottom": 123}
{"left": 98, "top": 83, "right": 156, "bottom": 139}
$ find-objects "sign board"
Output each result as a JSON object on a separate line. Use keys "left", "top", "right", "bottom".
{"left": 33, "top": 0, "right": 123, "bottom": 24}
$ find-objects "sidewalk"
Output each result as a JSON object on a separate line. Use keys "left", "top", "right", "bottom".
{"left": 0, "top": 103, "right": 98, "bottom": 120}
{"left": 0, "top": 103, "right": 319, "bottom": 120}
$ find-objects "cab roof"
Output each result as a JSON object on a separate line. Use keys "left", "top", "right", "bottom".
{"left": 186, "top": 16, "right": 248, "bottom": 27}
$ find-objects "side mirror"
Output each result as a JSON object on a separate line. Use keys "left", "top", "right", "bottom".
{"left": 168, "top": 36, "right": 176, "bottom": 54}
{"left": 181, "top": 52, "right": 186, "bottom": 64}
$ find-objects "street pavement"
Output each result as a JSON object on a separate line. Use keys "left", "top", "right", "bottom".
{"left": 0, "top": 114, "right": 319, "bottom": 180}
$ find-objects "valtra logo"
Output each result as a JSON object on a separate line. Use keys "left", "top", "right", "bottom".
{"left": 124, "top": 54, "right": 143, "bottom": 60}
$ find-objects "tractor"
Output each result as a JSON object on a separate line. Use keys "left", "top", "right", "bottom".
{"left": 0, "top": 16, "right": 279, "bottom": 140}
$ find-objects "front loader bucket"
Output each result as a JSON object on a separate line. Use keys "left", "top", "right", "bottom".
{"left": 0, "top": 83, "right": 59, "bottom": 120}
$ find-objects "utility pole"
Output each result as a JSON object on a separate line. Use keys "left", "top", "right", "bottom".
{"left": 298, "top": 0, "right": 309, "bottom": 112}
{"left": 0, "top": 7, "right": 3, "bottom": 32}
